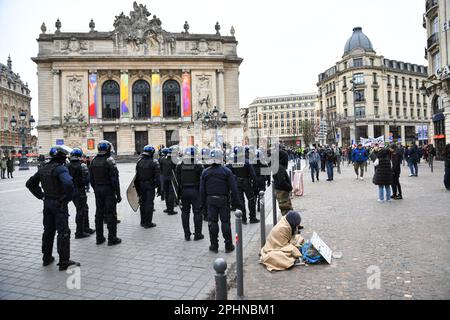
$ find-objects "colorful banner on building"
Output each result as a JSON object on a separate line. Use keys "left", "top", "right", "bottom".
{"left": 120, "top": 73, "right": 129, "bottom": 116}
{"left": 87, "top": 139, "right": 95, "bottom": 150}
{"left": 151, "top": 73, "right": 161, "bottom": 117}
{"left": 182, "top": 73, "right": 192, "bottom": 117}
{"left": 88, "top": 73, "right": 97, "bottom": 118}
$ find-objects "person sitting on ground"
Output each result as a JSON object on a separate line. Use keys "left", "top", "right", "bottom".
{"left": 260, "top": 211, "right": 305, "bottom": 272}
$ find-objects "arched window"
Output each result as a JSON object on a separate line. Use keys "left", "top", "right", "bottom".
{"left": 433, "top": 95, "right": 443, "bottom": 115}
{"left": 163, "top": 80, "right": 181, "bottom": 118}
{"left": 132, "top": 80, "right": 150, "bottom": 119}
{"left": 102, "top": 80, "right": 120, "bottom": 119}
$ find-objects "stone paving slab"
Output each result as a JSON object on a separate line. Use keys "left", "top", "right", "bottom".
{"left": 229, "top": 161, "right": 450, "bottom": 300}
{"left": 0, "top": 163, "right": 266, "bottom": 300}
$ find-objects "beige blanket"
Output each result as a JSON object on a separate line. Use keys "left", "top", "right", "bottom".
{"left": 260, "top": 216, "right": 304, "bottom": 271}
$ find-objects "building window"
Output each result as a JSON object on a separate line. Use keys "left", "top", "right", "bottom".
{"left": 343, "top": 92, "right": 347, "bottom": 104}
{"left": 355, "top": 107, "right": 365, "bottom": 118}
{"left": 163, "top": 80, "right": 181, "bottom": 118}
{"left": 432, "top": 52, "right": 441, "bottom": 74}
{"left": 388, "top": 91, "right": 392, "bottom": 102}
{"left": 102, "top": 80, "right": 120, "bottom": 119}
{"left": 344, "top": 109, "right": 348, "bottom": 117}
{"left": 388, "top": 107, "right": 392, "bottom": 116}
{"left": 394, "top": 76, "right": 398, "bottom": 87}
{"left": 403, "top": 108, "right": 407, "bottom": 117}
{"left": 387, "top": 75, "right": 391, "bottom": 85}
{"left": 353, "top": 58, "right": 363, "bottom": 67}
{"left": 432, "top": 16, "right": 439, "bottom": 34}
{"left": 374, "top": 106, "right": 379, "bottom": 116}
{"left": 343, "top": 76, "right": 347, "bottom": 88}
{"left": 395, "top": 92, "right": 399, "bottom": 103}
{"left": 373, "top": 89, "right": 378, "bottom": 101}
{"left": 373, "top": 73, "right": 377, "bottom": 84}
{"left": 353, "top": 73, "right": 364, "bottom": 84}
{"left": 396, "top": 108, "right": 400, "bottom": 116}
{"left": 355, "top": 90, "right": 365, "bottom": 102}
{"left": 132, "top": 80, "right": 151, "bottom": 119}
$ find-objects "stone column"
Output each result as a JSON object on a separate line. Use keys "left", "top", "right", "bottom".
{"left": 384, "top": 124, "right": 390, "bottom": 142}
{"left": 52, "top": 69, "right": 61, "bottom": 124}
{"left": 401, "top": 125, "right": 406, "bottom": 146}
{"left": 217, "top": 69, "right": 225, "bottom": 111}
{"left": 368, "top": 124, "right": 375, "bottom": 138}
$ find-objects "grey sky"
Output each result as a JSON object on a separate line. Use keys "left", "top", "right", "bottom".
{"left": 0, "top": 0, "right": 426, "bottom": 122}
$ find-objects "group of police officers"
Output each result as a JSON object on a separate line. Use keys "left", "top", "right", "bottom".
{"left": 26, "top": 140, "right": 274, "bottom": 270}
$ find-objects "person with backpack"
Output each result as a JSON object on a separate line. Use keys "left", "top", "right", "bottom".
{"left": 373, "top": 148, "right": 393, "bottom": 203}
{"left": 351, "top": 144, "right": 368, "bottom": 180}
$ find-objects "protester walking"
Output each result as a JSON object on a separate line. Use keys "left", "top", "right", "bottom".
{"left": 307, "top": 148, "right": 320, "bottom": 182}
{"left": 6, "top": 156, "right": 14, "bottom": 178}
{"left": 390, "top": 144, "right": 403, "bottom": 200}
{"left": 351, "top": 144, "right": 368, "bottom": 180}
{"left": 0, "top": 156, "right": 6, "bottom": 179}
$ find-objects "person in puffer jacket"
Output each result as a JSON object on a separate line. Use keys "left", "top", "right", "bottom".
{"left": 351, "top": 144, "right": 368, "bottom": 180}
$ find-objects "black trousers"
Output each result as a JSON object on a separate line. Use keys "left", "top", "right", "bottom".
{"left": 138, "top": 182, "right": 156, "bottom": 226}
{"left": 181, "top": 186, "right": 202, "bottom": 237}
{"left": 391, "top": 172, "right": 402, "bottom": 196}
{"left": 236, "top": 178, "right": 256, "bottom": 221}
{"left": 207, "top": 196, "right": 232, "bottom": 248}
{"left": 94, "top": 185, "right": 117, "bottom": 241}
{"left": 42, "top": 199, "right": 71, "bottom": 263}
{"left": 162, "top": 175, "right": 175, "bottom": 212}
{"left": 73, "top": 192, "right": 88, "bottom": 236}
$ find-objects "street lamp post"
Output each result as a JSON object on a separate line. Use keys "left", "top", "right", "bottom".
{"left": 10, "top": 110, "right": 35, "bottom": 171}
{"left": 195, "top": 106, "right": 228, "bottom": 148}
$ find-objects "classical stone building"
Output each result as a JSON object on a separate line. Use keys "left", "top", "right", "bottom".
{"left": 423, "top": 0, "right": 450, "bottom": 158}
{"left": 245, "top": 93, "right": 320, "bottom": 147}
{"left": 317, "top": 27, "right": 429, "bottom": 147}
{"left": 32, "top": 2, "right": 243, "bottom": 156}
{"left": 0, "top": 56, "right": 33, "bottom": 156}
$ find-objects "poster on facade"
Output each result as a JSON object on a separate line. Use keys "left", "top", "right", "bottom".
{"left": 88, "top": 73, "right": 97, "bottom": 118}
{"left": 182, "top": 73, "right": 192, "bottom": 117}
{"left": 87, "top": 139, "right": 95, "bottom": 150}
{"left": 120, "top": 73, "right": 129, "bottom": 116}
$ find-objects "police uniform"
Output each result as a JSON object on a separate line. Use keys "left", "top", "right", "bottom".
{"left": 253, "top": 156, "right": 271, "bottom": 211}
{"left": 67, "top": 159, "right": 92, "bottom": 238}
{"left": 227, "top": 154, "right": 258, "bottom": 224}
{"left": 26, "top": 147, "right": 79, "bottom": 270}
{"left": 176, "top": 158, "right": 204, "bottom": 241}
{"left": 135, "top": 153, "right": 160, "bottom": 228}
{"left": 89, "top": 151, "right": 121, "bottom": 245}
{"left": 160, "top": 154, "right": 177, "bottom": 215}
{"left": 200, "top": 155, "right": 240, "bottom": 253}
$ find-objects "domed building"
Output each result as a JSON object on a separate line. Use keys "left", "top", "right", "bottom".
{"left": 317, "top": 27, "right": 429, "bottom": 147}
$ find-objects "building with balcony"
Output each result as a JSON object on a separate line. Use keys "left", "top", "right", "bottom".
{"left": 245, "top": 93, "right": 319, "bottom": 148}
{"left": 423, "top": 0, "right": 450, "bottom": 159}
{"left": 32, "top": 3, "right": 243, "bottom": 156}
{"left": 0, "top": 56, "right": 33, "bottom": 157}
{"left": 317, "top": 27, "right": 429, "bottom": 147}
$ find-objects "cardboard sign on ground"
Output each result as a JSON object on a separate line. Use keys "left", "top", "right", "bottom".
{"left": 310, "top": 232, "right": 333, "bottom": 264}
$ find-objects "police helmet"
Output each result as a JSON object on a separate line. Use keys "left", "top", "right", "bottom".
{"left": 142, "top": 145, "right": 155, "bottom": 156}
{"left": 70, "top": 148, "right": 83, "bottom": 160}
{"left": 210, "top": 149, "right": 224, "bottom": 165}
{"left": 183, "top": 146, "right": 196, "bottom": 158}
{"left": 161, "top": 148, "right": 170, "bottom": 156}
{"left": 97, "top": 140, "right": 113, "bottom": 155}
{"left": 49, "top": 145, "right": 71, "bottom": 161}
{"left": 201, "top": 147, "right": 211, "bottom": 159}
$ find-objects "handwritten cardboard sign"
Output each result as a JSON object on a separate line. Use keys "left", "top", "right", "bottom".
{"left": 310, "top": 232, "right": 333, "bottom": 264}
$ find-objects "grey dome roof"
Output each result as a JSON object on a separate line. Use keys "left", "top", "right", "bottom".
{"left": 344, "top": 27, "right": 375, "bottom": 55}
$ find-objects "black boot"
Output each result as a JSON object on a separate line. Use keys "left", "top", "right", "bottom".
{"left": 43, "top": 256, "right": 55, "bottom": 266}
{"left": 75, "top": 232, "right": 90, "bottom": 239}
{"left": 209, "top": 245, "right": 219, "bottom": 253}
{"left": 194, "top": 234, "right": 204, "bottom": 241}
{"left": 225, "top": 244, "right": 235, "bottom": 253}
{"left": 108, "top": 237, "right": 122, "bottom": 246}
{"left": 58, "top": 260, "right": 80, "bottom": 271}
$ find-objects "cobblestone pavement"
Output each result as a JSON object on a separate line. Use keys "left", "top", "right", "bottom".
{"left": 230, "top": 160, "right": 450, "bottom": 300}
{"left": 0, "top": 163, "right": 263, "bottom": 300}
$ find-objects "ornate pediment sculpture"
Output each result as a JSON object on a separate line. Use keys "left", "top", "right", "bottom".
{"left": 112, "top": 2, "right": 174, "bottom": 55}
{"left": 61, "top": 37, "right": 88, "bottom": 53}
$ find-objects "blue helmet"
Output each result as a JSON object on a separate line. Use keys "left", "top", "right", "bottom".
{"left": 210, "top": 149, "right": 224, "bottom": 165}
{"left": 70, "top": 148, "right": 83, "bottom": 160}
{"left": 98, "top": 140, "right": 113, "bottom": 155}
{"left": 49, "top": 145, "right": 71, "bottom": 161}
{"left": 142, "top": 145, "right": 155, "bottom": 156}
{"left": 161, "top": 148, "right": 169, "bottom": 156}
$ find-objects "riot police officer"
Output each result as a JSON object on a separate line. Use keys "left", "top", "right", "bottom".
{"left": 200, "top": 149, "right": 240, "bottom": 253}
{"left": 135, "top": 145, "right": 160, "bottom": 229}
{"left": 227, "top": 146, "right": 259, "bottom": 224}
{"left": 200, "top": 147, "right": 211, "bottom": 221}
{"left": 89, "top": 140, "right": 122, "bottom": 246}
{"left": 67, "top": 148, "right": 95, "bottom": 239}
{"left": 160, "top": 147, "right": 178, "bottom": 215}
{"left": 253, "top": 148, "right": 271, "bottom": 211}
{"left": 176, "top": 147, "right": 204, "bottom": 241}
{"left": 26, "top": 146, "right": 80, "bottom": 271}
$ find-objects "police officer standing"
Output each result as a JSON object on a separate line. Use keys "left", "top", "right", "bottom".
{"left": 253, "top": 148, "right": 271, "bottom": 211}
{"left": 200, "top": 147, "right": 211, "bottom": 221}
{"left": 135, "top": 145, "right": 160, "bottom": 229}
{"left": 200, "top": 149, "right": 240, "bottom": 253}
{"left": 67, "top": 148, "right": 95, "bottom": 239}
{"left": 26, "top": 146, "right": 80, "bottom": 271}
{"left": 176, "top": 147, "right": 204, "bottom": 241}
{"left": 89, "top": 141, "right": 122, "bottom": 246}
{"left": 227, "top": 146, "right": 259, "bottom": 224}
{"left": 160, "top": 147, "right": 178, "bottom": 215}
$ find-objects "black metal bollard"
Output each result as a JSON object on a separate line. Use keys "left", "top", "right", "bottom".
{"left": 259, "top": 191, "right": 266, "bottom": 248}
{"left": 271, "top": 183, "right": 277, "bottom": 226}
{"left": 235, "top": 210, "right": 244, "bottom": 299}
{"left": 214, "top": 258, "right": 228, "bottom": 300}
